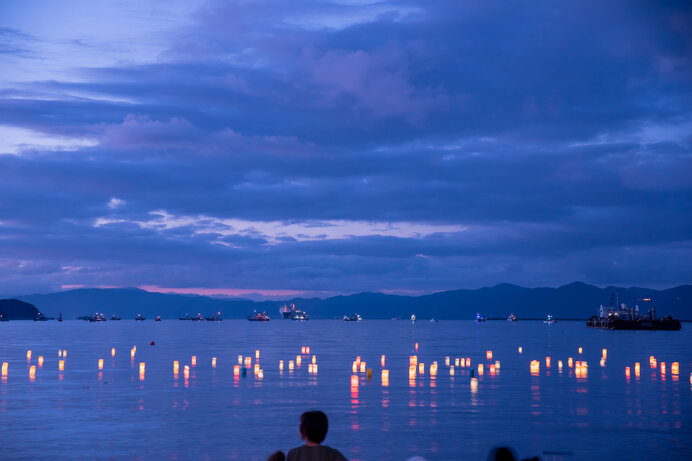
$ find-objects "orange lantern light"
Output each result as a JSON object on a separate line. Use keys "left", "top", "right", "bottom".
{"left": 191, "top": 356, "right": 197, "bottom": 367}
{"left": 518, "top": 347, "right": 523, "bottom": 354}
{"left": 660, "top": 362, "right": 666, "bottom": 374}
{"left": 296, "top": 356, "right": 302, "bottom": 367}
{"left": 445, "top": 356, "right": 450, "bottom": 366}
{"left": 449, "top": 366, "right": 455, "bottom": 376}
{"left": 419, "top": 363, "right": 425, "bottom": 375}
{"left": 465, "top": 358, "right": 471, "bottom": 367}
{"left": 671, "top": 362, "right": 679, "bottom": 375}
{"left": 173, "top": 361, "right": 179, "bottom": 374}
{"left": 38, "top": 356, "right": 44, "bottom": 368}
{"left": 360, "top": 362, "right": 366, "bottom": 373}
{"left": 625, "top": 367, "right": 631, "bottom": 378}
{"left": 568, "top": 357, "right": 573, "bottom": 368}
{"left": 111, "top": 348, "right": 116, "bottom": 357}
{"left": 255, "top": 350, "right": 260, "bottom": 359}
{"left": 279, "top": 360, "right": 284, "bottom": 371}
{"left": 1, "top": 362, "right": 8, "bottom": 376}
{"left": 212, "top": 357, "right": 217, "bottom": 368}
{"left": 578, "top": 347, "right": 582, "bottom": 354}
{"left": 58, "top": 360, "right": 64, "bottom": 371}
{"left": 312, "top": 355, "right": 316, "bottom": 364}
{"left": 288, "top": 360, "right": 294, "bottom": 371}
{"left": 409, "top": 355, "right": 418, "bottom": 367}
{"left": 381, "top": 355, "right": 386, "bottom": 367}
{"left": 477, "top": 364, "right": 484, "bottom": 375}
{"left": 530, "top": 360, "right": 540, "bottom": 375}
{"left": 98, "top": 359, "right": 103, "bottom": 370}
{"left": 238, "top": 355, "right": 243, "bottom": 364}
{"left": 26, "top": 350, "right": 32, "bottom": 361}
{"left": 546, "top": 357, "right": 551, "bottom": 368}
{"left": 486, "top": 351, "right": 492, "bottom": 360}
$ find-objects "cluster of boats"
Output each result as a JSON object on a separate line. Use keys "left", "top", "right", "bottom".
{"left": 178, "top": 312, "right": 223, "bottom": 321}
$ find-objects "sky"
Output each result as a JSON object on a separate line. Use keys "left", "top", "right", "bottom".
{"left": 1, "top": 0, "right": 691, "bottom": 298}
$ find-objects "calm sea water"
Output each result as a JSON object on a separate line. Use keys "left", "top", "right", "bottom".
{"left": 0, "top": 320, "right": 689, "bottom": 460}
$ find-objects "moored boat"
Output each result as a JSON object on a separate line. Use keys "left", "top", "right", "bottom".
{"left": 135, "top": 314, "right": 146, "bottom": 321}
{"left": 111, "top": 314, "right": 122, "bottom": 320}
{"left": 475, "top": 313, "right": 485, "bottom": 323}
{"left": 544, "top": 314, "right": 556, "bottom": 324}
{"left": 206, "top": 312, "right": 223, "bottom": 321}
{"left": 410, "top": 314, "right": 417, "bottom": 323}
{"left": 586, "top": 296, "right": 681, "bottom": 330}
{"left": 343, "top": 313, "right": 363, "bottom": 321}
{"left": 507, "top": 313, "right": 517, "bottom": 322}
{"left": 247, "top": 311, "right": 270, "bottom": 321}
{"left": 155, "top": 315, "right": 162, "bottom": 322}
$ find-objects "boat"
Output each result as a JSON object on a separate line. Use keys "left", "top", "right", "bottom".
{"left": 475, "top": 313, "right": 485, "bottom": 323}
{"left": 33, "top": 312, "right": 51, "bottom": 321}
{"left": 206, "top": 312, "right": 223, "bottom": 321}
{"left": 507, "top": 313, "right": 517, "bottom": 322}
{"left": 430, "top": 317, "right": 438, "bottom": 323}
{"left": 586, "top": 296, "right": 681, "bottom": 330}
{"left": 155, "top": 315, "right": 162, "bottom": 322}
{"left": 410, "top": 314, "right": 416, "bottom": 323}
{"left": 0, "top": 313, "right": 9, "bottom": 322}
{"left": 178, "top": 313, "right": 192, "bottom": 320}
{"left": 191, "top": 313, "right": 203, "bottom": 321}
{"left": 544, "top": 314, "right": 556, "bottom": 324}
{"left": 58, "top": 313, "right": 63, "bottom": 322}
{"left": 343, "top": 313, "right": 363, "bottom": 322}
{"left": 111, "top": 314, "right": 122, "bottom": 320}
{"left": 279, "top": 303, "right": 310, "bottom": 320}
{"left": 135, "top": 314, "right": 146, "bottom": 321}
{"left": 88, "top": 313, "right": 106, "bottom": 322}
{"left": 247, "top": 311, "right": 270, "bottom": 321}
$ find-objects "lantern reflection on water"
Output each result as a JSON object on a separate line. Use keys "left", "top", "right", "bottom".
{"left": 470, "top": 377, "right": 478, "bottom": 393}
{"left": 495, "top": 360, "right": 501, "bottom": 369}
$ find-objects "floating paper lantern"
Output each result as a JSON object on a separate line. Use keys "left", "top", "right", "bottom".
{"left": 602, "top": 348, "right": 607, "bottom": 359}
{"left": 254, "top": 363, "right": 260, "bottom": 375}
{"left": 365, "top": 368, "right": 371, "bottom": 379}
{"left": 356, "top": 356, "right": 361, "bottom": 365}
{"left": 449, "top": 366, "right": 455, "bottom": 376}
{"left": 634, "top": 362, "right": 640, "bottom": 377}
{"left": 460, "top": 358, "right": 466, "bottom": 368}
{"left": 59, "top": 350, "right": 62, "bottom": 357}
{"left": 495, "top": 360, "right": 501, "bottom": 370}
{"left": 486, "top": 351, "right": 492, "bottom": 361}
{"left": 58, "top": 360, "right": 64, "bottom": 371}
{"left": 381, "top": 369, "right": 389, "bottom": 386}
{"left": 625, "top": 367, "right": 631, "bottom": 378}
{"left": 306, "top": 347, "right": 310, "bottom": 354}
{"left": 255, "top": 350, "right": 260, "bottom": 359}
{"left": 489, "top": 364, "right": 496, "bottom": 375}
{"left": 257, "top": 369, "right": 264, "bottom": 379}
{"left": 651, "top": 358, "right": 657, "bottom": 368}
{"left": 352, "top": 361, "right": 358, "bottom": 373}
{"left": 351, "top": 374, "right": 359, "bottom": 387}
{"left": 312, "top": 355, "right": 316, "bottom": 364}
{"left": 139, "top": 362, "right": 145, "bottom": 374}
{"left": 470, "top": 377, "right": 478, "bottom": 392}
{"left": 430, "top": 364, "right": 437, "bottom": 376}
{"left": 62, "top": 350, "right": 67, "bottom": 358}
{"left": 558, "top": 360, "right": 563, "bottom": 370}
{"left": 568, "top": 357, "right": 573, "bottom": 368}
{"left": 419, "top": 363, "right": 425, "bottom": 375}
{"left": 455, "top": 358, "right": 460, "bottom": 367}
{"left": 445, "top": 356, "right": 450, "bottom": 366}
{"left": 465, "top": 358, "right": 471, "bottom": 367}
{"left": 671, "top": 362, "right": 679, "bottom": 375}
{"left": 212, "top": 357, "right": 217, "bottom": 368}
{"left": 98, "top": 359, "right": 104, "bottom": 370}
{"left": 279, "top": 360, "right": 284, "bottom": 371}
{"left": 381, "top": 355, "right": 386, "bottom": 367}
{"left": 27, "top": 350, "right": 32, "bottom": 361}
{"left": 600, "top": 358, "right": 606, "bottom": 367}
{"left": 245, "top": 357, "right": 252, "bottom": 368}
{"left": 578, "top": 347, "right": 582, "bottom": 354}
{"left": 530, "top": 360, "right": 540, "bottom": 375}
{"left": 288, "top": 360, "right": 294, "bottom": 371}
{"left": 1, "top": 362, "right": 7, "bottom": 376}
{"left": 415, "top": 342, "right": 419, "bottom": 352}
{"left": 313, "top": 364, "right": 319, "bottom": 374}
{"left": 477, "top": 364, "right": 484, "bottom": 375}
{"left": 191, "top": 356, "right": 197, "bottom": 367}
{"left": 29, "top": 365, "right": 36, "bottom": 380}
{"left": 238, "top": 355, "right": 243, "bottom": 364}
{"left": 546, "top": 357, "right": 551, "bottom": 368}
{"left": 296, "top": 356, "right": 302, "bottom": 367}
{"left": 409, "top": 355, "right": 418, "bottom": 367}
{"left": 173, "top": 361, "right": 179, "bottom": 374}
{"left": 308, "top": 363, "right": 313, "bottom": 373}
{"left": 233, "top": 365, "right": 240, "bottom": 376}
{"left": 518, "top": 347, "right": 523, "bottom": 354}
{"left": 660, "top": 362, "right": 666, "bottom": 374}
{"left": 184, "top": 365, "right": 190, "bottom": 379}
{"left": 38, "top": 356, "right": 44, "bottom": 368}
{"left": 111, "top": 348, "right": 116, "bottom": 357}
{"left": 130, "top": 349, "right": 135, "bottom": 359}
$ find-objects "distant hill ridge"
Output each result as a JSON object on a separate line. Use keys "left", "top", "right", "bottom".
{"left": 13, "top": 282, "right": 692, "bottom": 320}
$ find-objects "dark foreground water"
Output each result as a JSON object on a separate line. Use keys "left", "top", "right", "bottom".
{"left": 0, "top": 320, "right": 689, "bottom": 460}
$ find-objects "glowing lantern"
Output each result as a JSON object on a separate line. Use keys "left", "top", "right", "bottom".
{"left": 351, "top": 374, "right": 359, "bottom": 388}
{"left": 470, "top": 377, "right": 478, "bottom": 392}
{"left": 430, "top": 364, "right": 437, "bottom": 376}
{"left": 38, "top": 356, "right": 44, "bottom": 368}
{"left": 254, "top": 363, "right": 260, "bottom": 375}
{"left": 29, "top": 365, "right": 36, "bottom": 380}
{"left": 257, "top": 369, "right": 264, "bottom": 379}
{"left": 301, "top": 347, "right": 306, "bottom": 354}
{"left": 279, "top": 360, "right": 284, "bottom": 371}
{"left": 356, "top": 356, "right": 361, "bottom": 365}
{"left": 459, "top": 358, "right": 465, "bottom": 368}
{"left": 360, "top": 362, "right": 366, "bottom": 373}
{"left": 495, "top": 360, "right": 501, "bottom": 369}
{"left": 530, "top": 360, "right": 540, "bottom": 375}
{"left": 313, "top": 364, "right": 319, "bottom": 374}
{"left": 489, "top": 364, "right": 496, "bottom": 375}
{"left": 312, "top": 355, "right": 316, "bottom": 364}
{"left": 173, "top": 361, "right": 179, "bottom": 374}
{"left": 660, "top": 362, "right": 666, "bottom": 374}
{"left": 98, "top": 359, "right": 104, "bottom": 370}
{"left": 306, "top": 347, "right": 310, "bottom": 354}
{"left": 671, "top": 362, "right": 679, "bottom": 375}
{"left": 245, "top": 357, "right": 252, "bottom": 368}
{"left": 449, "top": 366, "right": 455, "bottom": 376}
{"left": 602, "top": 349, "right": 607, "bottom": 359}
{"left": 578, "top": 347, "right": 582, "bottom": 354}
{"left": 477, "top": 364, "right": 484, "bottom": 375}
{"left": 486, "top": 351, "right": 493, "bottom": 361}
{"left": 130, "top": 349, "right": 135, "bottom": 359}
{"left": 568, "top": 358, "right": 573, "bottom": 368}
{"left": 445, "top": 356, "right": 450, "bottom": 366}
{"left": 233, "top": 365, "right": 240, "bottom": 376}
{"left": 111, "top": 348, "right": 116, "bottom": 357}
{"left": 212, "top": 357, "right": 217, "bottom": 368}
{"left": 409, "top": 355, "right": 418, "bottom": 367}
{"left": 635, "top": 362, "right": 641, "bottom": 377}
{"left": 296, "top": 356, "right": 302, "bottom": 367}
{"left": 62, "top": 350, "right": 67, "bottom": 358}
{"left": 308, "top": 364, "right": 314, "bottom": 373}
{"left": 58, "top": 360, "right": 64, "bottom": 371}
{"left": 352, "top": 361, "right": 358, "bottom": 373}
{"left": 139, "top": 362, "right": 145, "bottom": 374}
{"left": 419, "top": 363, "right": 425, "bottom": 375}
{"left": 518, "top": 347, "right": 523, "bottom": 354}
{"left": 59, "top": 350, "right": 62, "bottom": 357}
{"left": 600, "top": 358, "right": 606, "bottom": 367}
{"left": 381, "top": 369, "right": 389, "bottom": 386}
{"left": 546, "top": 357, "right": 551, "bottom": 368}
{"left": 455, "top": 358, "right": 460, "bottom": 367}
{"left": 255, "top": 350, "right": 260, "bottom": 359}
{"left": 381, "top": 355, "right": 386, "bottom": 367}
{"left": 288, "top": 360, "right": 295, "bottom": 371}
{"left": 558, "top": 360, "right": 563, "bottom": 370}
{"left": 26, "top": 350, "right": 32, "bottom": 361}
{"left": 2, "top": 362, "right": 7, "bottom": 376}
{"left": 625, "top": 367, "right": 631, "bottom": 378}
{"left": 651, "top": 358, "right": 657, "bottom": 368}
{"left": 238, "top": 355, "right": 243, "bottom": 364}
{"left": 465, "top": 358, "right": 471, "bottom": 367}
{"left": 415, "top": 342, "right": 419, "bottom": 352}
{"left": 184, "top": 365, "right": 190, "bottom": 379}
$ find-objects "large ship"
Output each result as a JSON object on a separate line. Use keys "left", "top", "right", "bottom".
{"left": 586, "top": 296, "right": 681, "bottom": 330}
{"left": 279, "top": 303, "right": 310, "bottom": 320}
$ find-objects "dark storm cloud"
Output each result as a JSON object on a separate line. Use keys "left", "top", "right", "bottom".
{"left": 0, "top": 0, "right": 690, "bottom": 296}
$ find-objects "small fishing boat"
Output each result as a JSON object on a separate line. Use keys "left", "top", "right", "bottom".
{"left": 178, "top": 313, "right": 192, "bottom": 320}
{"left": 206, "top": 312, "right": 223, "bottom": 321}
{"left": 343, "top": 313, "right": 363, "bottom": 322}
{"left": 247, "top": 311, "right": 270, "bottom": 321}
{"left": 507, "top": 313, "right": 517, "bottom": 322}
{"left": 410, "top": 314, "right": 417, "bottom": 323}
{"left": 88, "top": 313, "right": 106, "bottom": 322}
{"left": 135, "top": 314, "right": 146, "bottom": 321}
{"left": 475, "top": 313, "right": 485, "bottom": 323}
{"left": 191, "top": 313, "right": 203, "bottom": 321}
{"left": 111, "top": 314, "right": 122, "bottom": 320}
{"left": 430, "top": 317, "right": 439, "bottom": 323}
{"left": 58, "top": 313, "right": 63, "bottom": 322}
{"left": 155, "top": 315, "right": 162, "bottom": 322}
